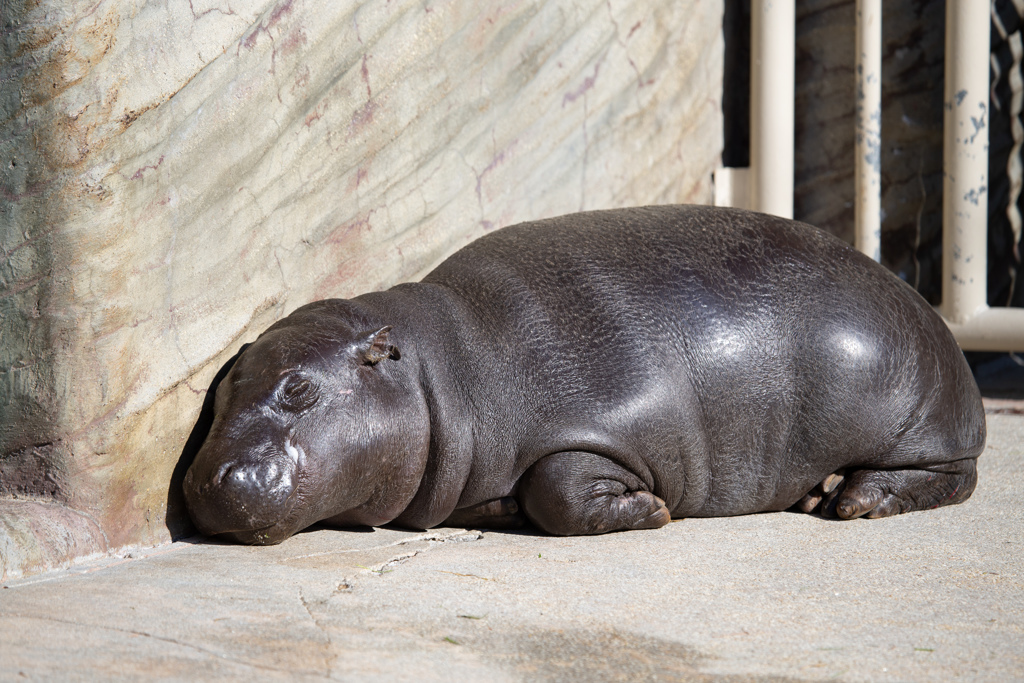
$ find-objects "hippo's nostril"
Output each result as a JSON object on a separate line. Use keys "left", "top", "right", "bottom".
{"left": 212, "top": 462, "right": 235, "bottom": 488}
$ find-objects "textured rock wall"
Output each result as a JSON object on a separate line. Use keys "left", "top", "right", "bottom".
{"left": 0, "top": 0, "right": 724, "bottom": 577}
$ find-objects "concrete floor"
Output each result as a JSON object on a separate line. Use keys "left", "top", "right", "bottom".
{"left": 1, "top": 408, "right": 1021, "bottom": 682}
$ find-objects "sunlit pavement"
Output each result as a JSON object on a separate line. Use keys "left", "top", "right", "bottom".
{"left": 1, "top": 407, "right": 1021, "bottom": 682}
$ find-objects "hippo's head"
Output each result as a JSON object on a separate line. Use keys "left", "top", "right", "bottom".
{"left": 183, "top": 303, "right": 430, "bottom": 544}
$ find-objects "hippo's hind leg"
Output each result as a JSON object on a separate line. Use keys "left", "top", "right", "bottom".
{"left": 806, "top": 363, "right": 984, "bottom": 520}
{"left": 818, "top": 459, "right": 978, "bottom": 519}
{"left": 517, "top": 452, "right": 671, "bottom": 536}
{"left": 443, "top": 497, "right": 526, "bottom": 529}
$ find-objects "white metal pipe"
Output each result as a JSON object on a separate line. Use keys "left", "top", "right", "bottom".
{"left": 937, "top": 1, "right": 1024, "bottom": 351}
{"left": 750, "top": 0, "right": 795, "bottom": 219}
{"left": 940, "top": 0, "right": 990, "bottom": 325}
{"left": 854, "top": 0, "right": 882, "bottom": 261}
{"left": 942, "top": 308, "right": 1024, "bottom": 352}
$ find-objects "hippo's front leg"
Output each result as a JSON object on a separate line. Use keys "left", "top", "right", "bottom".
{"left": 517, "top": 452, "right": 671, "bottom": 536}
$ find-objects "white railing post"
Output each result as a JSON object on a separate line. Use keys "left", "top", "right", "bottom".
{"left": 750, "top": 0, "right": 795, "bottom": 219}
{"left": 939, "top": 0, "right": 1024, "bottom": 351}
{"left": 941, "top": 0, "right": 990, "bottom": 325}
{"left": 717, "top": 0, "right": 1024, "bottom": 351}
{"left": 854, "top": 0, "right": 882, "bottom": 262}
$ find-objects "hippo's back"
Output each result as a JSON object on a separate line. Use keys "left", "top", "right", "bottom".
{"left": 426, "top": 206, "right": 901, "bottom": 332}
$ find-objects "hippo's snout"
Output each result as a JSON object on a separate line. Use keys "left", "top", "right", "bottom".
{"left": 184, "top": 443, "right": 300, "bottom": 541}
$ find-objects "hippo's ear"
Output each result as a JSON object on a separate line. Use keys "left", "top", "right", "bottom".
{"left": 357, "top": 326, "right": 401, "bottom": 365}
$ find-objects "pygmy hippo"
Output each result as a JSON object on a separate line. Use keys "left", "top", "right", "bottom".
{"left": 183, "top": 205, "right": 985, "bottom": 544}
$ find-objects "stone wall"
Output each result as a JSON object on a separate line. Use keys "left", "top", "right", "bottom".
{"left": 0, "top": 0, "right": 724, "bottom": 577}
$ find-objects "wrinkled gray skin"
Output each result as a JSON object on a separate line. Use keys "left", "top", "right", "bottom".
{"left": 183, "top": 206, "right": 986, "bottom": 544}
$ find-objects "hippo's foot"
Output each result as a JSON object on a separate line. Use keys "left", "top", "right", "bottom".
{"left": 799, "top": 459, "right": 978, "bottom": 519}
{"left": 443, "top": 497, "right": 527, "bottom": 530}
{"left": 518, "top": 451, "right": 671, "bottom": 536}
{"left": 794, "top": 470, "right": 846, "bottom": 513}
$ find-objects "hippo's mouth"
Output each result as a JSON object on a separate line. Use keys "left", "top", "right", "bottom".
{"left": 185, "top": 476, "right": 303, "bottom": 547}
{"left": 201, "top": 481, "right": 304, "bottom": 545}
{"left": 217, "top": 524, "right": 288, "bottom": 545}
{"left": 207, "top": 496, "right": 301, "bottom": 545}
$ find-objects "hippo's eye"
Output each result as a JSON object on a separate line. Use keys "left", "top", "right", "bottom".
{"left": 277, "top": 377, "right": 318, "bottom": 412}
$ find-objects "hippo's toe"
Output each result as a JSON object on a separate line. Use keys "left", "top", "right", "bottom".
{"left": 793, "top": 470, "right": 845, "bottom": 514}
